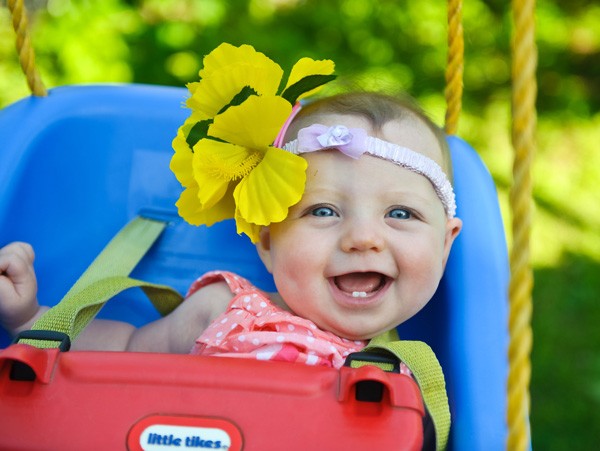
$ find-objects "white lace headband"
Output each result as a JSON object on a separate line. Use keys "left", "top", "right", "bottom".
{"left": 282, "top": 124, "right": 457, "bottom": 218}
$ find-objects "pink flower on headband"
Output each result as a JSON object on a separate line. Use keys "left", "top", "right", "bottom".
{"left": 283, "top": 124, "right": 457, "bottom": 218}
{"left": 296, "top": 124, "right": 368, "bottom": 159}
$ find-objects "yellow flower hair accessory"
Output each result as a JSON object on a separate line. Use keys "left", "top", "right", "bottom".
{"left": 171, "top": 43, "right": 336, "bottom": 242}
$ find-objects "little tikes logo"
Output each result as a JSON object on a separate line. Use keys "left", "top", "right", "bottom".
{"left": 127, "top": 415, "right": 243, "bottom": 451}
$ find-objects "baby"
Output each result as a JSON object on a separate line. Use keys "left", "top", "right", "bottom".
{"left": 0, "top": 91, "right": 462, "bottom": 369}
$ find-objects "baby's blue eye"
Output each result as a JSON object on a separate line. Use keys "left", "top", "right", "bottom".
{"left": 312, "top": 206, "right": 336, "bottom": 217}
{"left": 387, "top": 208, "right": 411, "bottom": 220}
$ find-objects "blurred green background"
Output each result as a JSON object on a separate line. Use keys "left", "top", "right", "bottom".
{"left": 0, "top": 0, "right": 598, "bottom": 448}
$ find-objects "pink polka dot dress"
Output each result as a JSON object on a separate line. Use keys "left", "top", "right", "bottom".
{"left": 187, "top": 271, "right": 368, "bottom": 369}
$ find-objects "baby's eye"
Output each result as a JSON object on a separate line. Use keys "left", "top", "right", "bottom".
{"left": 311, "top": 206, "right": 337, "bottom": 217}
{"left": 386, "top": 208, "right": 412, "bottom": 220}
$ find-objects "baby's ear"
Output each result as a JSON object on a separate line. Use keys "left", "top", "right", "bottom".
{"left": 256, "top": 226, "right": 273, "bottom": 273}
{"left": 442, "top": 217, "right": 463, "bottom": 270}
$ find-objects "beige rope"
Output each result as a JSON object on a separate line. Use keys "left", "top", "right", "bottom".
{"left": 508, "top": 0, "right": 537, "bottom": 448}
{"left": 8, "top": 0, "right": 47, "bottom": 96}
{"left": 444, "top": 0, "right": 464, "bottom": 135}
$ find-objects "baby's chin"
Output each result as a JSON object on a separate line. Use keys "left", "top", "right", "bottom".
{"left": 321, "top": 322, "right": 391, "bottom": 343}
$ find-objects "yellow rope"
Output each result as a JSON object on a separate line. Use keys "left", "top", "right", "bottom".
{"left": 508, "top": 0, "right": 537, "bottom": 448}
{"left": 444, "top": 0, "right": 464, "bottom": 135}
{"left": 8, "top": 0, "right": 47, "bottom": 96}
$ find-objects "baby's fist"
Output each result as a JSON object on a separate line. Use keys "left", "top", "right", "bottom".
{"left": 0, "top": 242, "right": 39, "bottom": 331}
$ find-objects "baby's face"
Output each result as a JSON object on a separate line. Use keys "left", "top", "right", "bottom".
{"left": 258, "top": 115, "right": 461, "bottom": 340}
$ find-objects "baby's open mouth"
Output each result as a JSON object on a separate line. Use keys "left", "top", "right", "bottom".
{"left": 333, "top": 272, "right": 389, "bottom": 298}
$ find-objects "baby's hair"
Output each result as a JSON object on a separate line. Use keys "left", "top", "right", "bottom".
{"left": 288, "top": 92, "right": 453, "bottom": 182}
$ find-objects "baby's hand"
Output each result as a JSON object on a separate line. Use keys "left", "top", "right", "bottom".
{"left": 0, "top": 242, "right": 40, "bottom": 333}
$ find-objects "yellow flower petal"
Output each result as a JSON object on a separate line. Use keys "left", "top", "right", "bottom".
{"left": 285, "top": 57, "right": 335, "bottom": 99}
{"left": 199, "top": 43, "right": 275, "bottom": 79}
{"left": 176, "top": 185, "right": 236, "bottom": 227}
{"left": 185, "top": 101, "right": 211, "bottom": 122}
{"left": 185, "top": 83, "right": 212, "bottom": 121}
{"left": 170, "top": 127, "right": 194, "bottom": 187}
{"left": 234, "top": 211, "right": 261, "bottom": 243}
{"left": 192, "top": 139, "right": 254, "bottom": 208}
{"left": 187, "top": 81, "right": 200, "bottom": 94}
{"left": 194, "top": 138, "right": 260, "bottom": 179}
{"left": 209, "top": 95, "right": 291, "bottom": 150}
{"left": 187, "top": 43, "right": 283, "bottom": 118}
{"left": 189, "top": 65, "right": 282, "bottom": 118}
{"left": 234, "top": 147, "right": 307, "bottom": 226}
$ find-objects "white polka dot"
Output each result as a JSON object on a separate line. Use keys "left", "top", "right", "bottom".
{"left": 230, "top": 323, "right": 238, "bottom": 329}
{"left": 306, "top": 336, "right": 315, "bottom": 343}
{"left": 238, "top": 335, "right": 246, "bottom": 342}
{"left": 216, "top": 331, "right": 223, "bottom": 338}
{"left": 252, "top": 338, "right": 260, "bottom": 346}
{"left": 287, "top": 324, "right": 295, "bottom": 331}
{"left": 236, "top": 310, "right": 243, "bottom": 315}
{"left": 220, "top": 318, "right": 228, "bottom": 324}
{"left": 256, "top": 350, "right": 274, "bottom": 361}
{"left": 243, "top": 296, "right": 251, "bottom": 303}
{"left": 256, "top": 312, "right": 262, "bottom": 317}
{"left": 306, "top": 354, "right": 319, "bottom": 365}
{"left": 310, "top": 324, "right": 317, "bottom": 329}
{"left": 256, "top": 344, "right": 281, "bottom": 360}
{"left": 354, "top": 340, "right": 363, "bottom": 345}
{"left": 276, "top": 335, "right": 285, "bottom": 343}
{"left": 260, "top": 302, "right": 268, "bottom": 308}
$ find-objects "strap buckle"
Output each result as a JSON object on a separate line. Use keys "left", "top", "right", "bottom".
{"left": 13, "top": 330, "right": 72, "bottom": 352}
{"left": 10, "top": 330, "right": 71, "bottom": 381}
{"left": 344, "top": 351, "right": 400, "bottom": 373}
{"left": 343, "top": 351, "right": 401, "bottom": 402}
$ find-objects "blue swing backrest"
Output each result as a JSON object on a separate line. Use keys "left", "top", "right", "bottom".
{"left": 0, "top": 84, "right": 508, "bottom": 450}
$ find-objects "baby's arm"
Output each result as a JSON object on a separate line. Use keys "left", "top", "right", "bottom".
{"left": 0, "top": 242, "right": 45, "bottom": 334}
{"left": 1, "top": 242, "right": 233, "bottom": 353}
{"left": 74, "top": 281, "right": 233, "bottom": 353}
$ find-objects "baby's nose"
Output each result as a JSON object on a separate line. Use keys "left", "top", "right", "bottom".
{"left": 339, "top": 220, "right": 386, "bottom": 253}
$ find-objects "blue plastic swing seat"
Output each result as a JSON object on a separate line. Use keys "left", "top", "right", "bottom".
{"left": 0, "top": 84, "right": 509, "bottom": 449}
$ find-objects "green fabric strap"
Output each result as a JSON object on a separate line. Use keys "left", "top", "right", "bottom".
{"left": 24, "top": 216, "right": 183, "bottom": 348}
{"left": 365, "top": 331, "right": 451, "bottom": 451}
